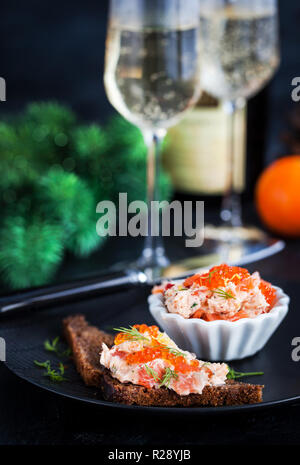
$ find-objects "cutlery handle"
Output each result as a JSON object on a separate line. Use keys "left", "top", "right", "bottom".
{"left": 0, "top": 271, "right": 142, "bottom": 314}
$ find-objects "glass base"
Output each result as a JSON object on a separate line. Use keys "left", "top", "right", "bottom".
{"left": 130, "top": 246, "right": 170, "bottom": 283}
{"left": 201, "top": 224, "right": 285, "bottom": 267}
{"left": 110, "top": 246, "right": 171, "bottom": 283}
{"left": 136, "top": 246, "right": 170, "bottom": 269}
{"left": 109, "top": 226, "right": 285, "bottom": 284}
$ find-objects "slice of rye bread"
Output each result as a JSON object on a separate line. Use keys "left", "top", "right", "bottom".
{"left": 63, "top": 314, "right": 114, "bottom": 386}
{"left": 63, "top": 315, "right": 264, "bottom": 407}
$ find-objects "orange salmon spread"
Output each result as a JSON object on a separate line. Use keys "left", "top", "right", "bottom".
{"left": 152, "top": 264, "right": 277, "bottom": 322}
{"left": 100, "top": 324, "right": 228, "bottom": 396}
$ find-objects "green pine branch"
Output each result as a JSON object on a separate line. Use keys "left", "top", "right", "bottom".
{"left": 0, "top": 216, "right": 64, "bottom": 289}
{"left": 0, "top": 103, "right": 173, "bottom": 289}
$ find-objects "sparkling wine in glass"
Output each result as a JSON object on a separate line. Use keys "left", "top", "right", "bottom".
{"left": 104, "top": 0, "right": 201, "bottom": 275}
{"left": 199, "top": 0, "right": 280, "bottom": 257}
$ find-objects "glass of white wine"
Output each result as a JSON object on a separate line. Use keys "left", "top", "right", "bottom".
{"left": 104, "top": 0, "right": 201, "bottom": 275}
{"left": 199, "top": 0, "right": 280, "bottom": 259}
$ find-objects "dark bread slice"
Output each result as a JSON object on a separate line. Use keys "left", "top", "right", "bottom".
{"left": 63, "top": 315, "right": 263, "bottom": 407}
{"left": 63, "top": 314, "right": 114, "bottom": 386}
{"left": 101, "top": 372, "right": 263, "bottom": 407}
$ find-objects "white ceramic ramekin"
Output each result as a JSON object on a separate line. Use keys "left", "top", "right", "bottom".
{"left": 148, "top": 285, "right": 290, "bottom": 361}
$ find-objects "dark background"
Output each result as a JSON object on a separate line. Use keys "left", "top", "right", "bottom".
{"left": 1, "top": 0, "right": 111, "bottom": 122}
{"left": 0, "top": 0, "right": 299, "bottom": 159}
{"left": 1, "top": 0, "right": 300, "bottom": 289}
{"left": 1, "top": 0, "right": 300, "bottom": 448}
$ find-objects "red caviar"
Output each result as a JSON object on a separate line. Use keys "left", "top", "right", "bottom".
{"left": 114, "top": 324, "right": 159, "bottom": 345}
{"left": 259, "top": 279, "right": 277, "bottom": 306}
{"left": 133, "top": 324, "right": 159, "bottom": 338}
{"left": 176, "top": 264, "right": 277, "bottom": 321}
{"left": 114, "top": 323, "right": 200, "bottom": 374}
{"left": 114, "top": 333, "right": 129, "bottom": 345}
{"left": 126, "top": 348, "right": 199, "bottom": 374}
{"left": 126, "top": 347, "right": 162, "bottom": 364}
{"left": 183, "top": 264, "right": 250, "bottom": 290}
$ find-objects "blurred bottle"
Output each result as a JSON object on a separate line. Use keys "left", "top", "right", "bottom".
{"left": 163, "top": 89, "right": 268, "bottom": 204}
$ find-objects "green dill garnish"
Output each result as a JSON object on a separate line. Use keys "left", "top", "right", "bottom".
{"left": 44, "top": 336, "right": 71, "bottom": 358}
{"left": 159, "top": 367, "right": 178, "bottom": 388}
{"left": 163, "top": 346, "right": 187, "bottom": 358}
{"left": 144, "top": 364, "right": 179, "bottom": 388}
{"left": 178, "top": 287, "right": 188, "bottom": 291}
{"left": 44, "top": 336, "right": 59, "bottom": 353}
{"left": 34, "top": 360, "right": 67, "bottom": 382}
{"left": 58, "top": 362, "right": 65, "bottom": 375}
{"left": 114, "top": 327, "right": 187, "bottom": 358}
{"left": 191, "top": 302, "right": 197, "bottom": 308}
{"left": 61, "top": 347, "right": 72, "bottom": 357}
{"left": 44, "top": 368, "right": 66, "bottom": 382}
{"left": 144, "top": 364, "right": 160, "bottom": 382}
{"left": 150, "top": 343, "right": 187, "bottom": 358}
{"left": 213, "top": 288, "right": 235, "bottom": 299}
{"left": 230, "top": 273, "right": 242, "bottom": 281}
{"left": 113, "top": 326, "right": 150, "bottom": 342}
{"left": 34, "top": 360, "right": 51, "bottom": 369}
{"left": 227, "top": 367, "right": 264, "bottom": 379}
{"left": 208, "top": 269, "right": 217, "bottom": 285}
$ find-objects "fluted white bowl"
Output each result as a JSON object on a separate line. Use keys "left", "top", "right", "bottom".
{"left": 148, "top": 285, "right": 289, "bottom": 361}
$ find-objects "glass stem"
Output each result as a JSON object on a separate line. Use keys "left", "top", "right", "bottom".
{"left": 220, "top": 99, "right": 244, "bottom": 228}
{"left": 139, "top": 128, "right": 169, "bottom": 268}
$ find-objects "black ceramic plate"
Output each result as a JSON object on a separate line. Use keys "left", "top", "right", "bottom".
{"left": 2, "top": 282, "right": 300, "bottom": 414}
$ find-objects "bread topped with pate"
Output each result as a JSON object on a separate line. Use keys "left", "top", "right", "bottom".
{"left": 63, "top": 315, "right": 263, "bottom": 407}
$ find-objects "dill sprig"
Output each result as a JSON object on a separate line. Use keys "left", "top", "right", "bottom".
{"left": 113, "top": 327, "right": 187, "bottom": 359}
{"left": 34, "top": 360, "right": 66, "bottom": 382}
{"left": 114, "top": 324, "right": 189, "bottom": 357}
{"left": 227, "top": 367, "right": 264, "bottom": 379}
{"left": 208, "top": 269, "right": 217, "bottom": 285}
{"left": 34, "top": 360, "right": 51, "bottom": 369}
{"left": 58, "top": 362, "right": 65, "bottom": 375}
{"left": 163, "top": 346, "right": 187, "bottom": 358}
{"left": 144, "top": 364, "right": 160, "bottom": 382}
{"left": 212, "top": 288, "right": 235, "bottom": 299}
{"left": 44, "top": 367, "right": 66, "bottom": 382}
{"left": 44, "top": 336, "right": 71, "bottom": 357}
{"left": 113, "top": 326, "right": 150, "bottom": 342}
{"left": 144, "top": 364, "right": 179, "bottom": 388}
{"left": 159, "top": 367, "right": 178, "bottom": 388}
{"left": 44, "top": 337, "right": 59, "bottom": 353}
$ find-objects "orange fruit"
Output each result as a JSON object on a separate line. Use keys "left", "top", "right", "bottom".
{"left": 255, "top": 155, "right": 300, "bottom": 237}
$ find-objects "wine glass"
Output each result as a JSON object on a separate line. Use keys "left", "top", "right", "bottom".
{"left": 198, "top": 0, "right": 281, "bottom": 259}
{"left": 104, "top": 0, "right": 201, "bottom": 276}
